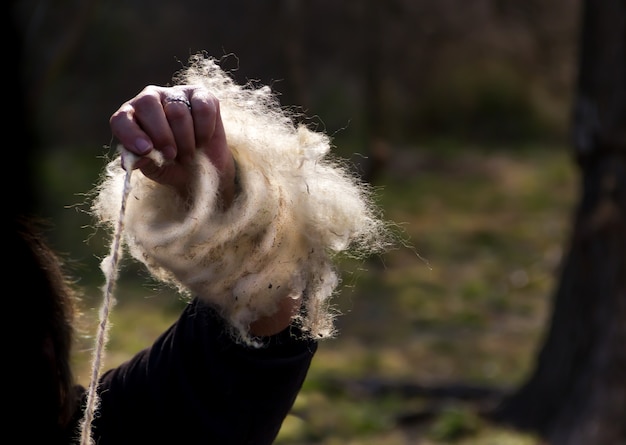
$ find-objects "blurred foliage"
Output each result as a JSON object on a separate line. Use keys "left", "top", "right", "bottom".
{"left": 15, "top": 0, "right": 580, "bottom": 154}
{"left": 428, "top": 406, "right": 481, "bottom": 442}
{"left": 414, "top": 64, "right": 552, "bottom": 143}
{"left": 14, "top": 0, "right": 582, "bottom": 259}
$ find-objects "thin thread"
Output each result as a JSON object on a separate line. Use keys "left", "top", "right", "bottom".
{"left": 78, "top": 149, "right": 158, "bottom": 445}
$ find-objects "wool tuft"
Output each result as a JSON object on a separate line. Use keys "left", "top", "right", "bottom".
{"left": 91, "top": 54, "right": 393, "bottom": 346}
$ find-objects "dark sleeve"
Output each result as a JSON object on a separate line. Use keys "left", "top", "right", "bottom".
{"left": 90, "top": 297, "right": 317, "bottom": 445}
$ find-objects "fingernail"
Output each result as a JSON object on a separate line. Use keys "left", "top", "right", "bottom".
{"left": 135, "top": 138, "right": 152, "bottom": 154}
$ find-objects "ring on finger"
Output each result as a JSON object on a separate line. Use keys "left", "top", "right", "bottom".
{"left": 164, "top": 96, "right": 192, "bottom": 110}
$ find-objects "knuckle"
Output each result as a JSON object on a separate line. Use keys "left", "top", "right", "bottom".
{"left": 133, "top": 93, "right": 159, "bottom": 113}
{"left": 109, "top": 103, "right": 132, "bottom": 125}
{"left": 190, "top": 95, "right": 219, "bottom": 116}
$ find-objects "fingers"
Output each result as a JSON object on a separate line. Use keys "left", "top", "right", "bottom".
{"left": 188, "top": 90, "right": 231, "bottom": 171}
{"left": 188, "top": 89, "right": 217, "bottom": 151}
{"left": 110, "top": 85, "right": 212, "bottom": 165}
{"left": 187, "top": 89, "right": 235, "bottom": 207}
{"left": 162, "top": 92, "right": 196, "bottom": 163}
{"left": 109, "top": 94, "right": 157, "bottom": 156}
{"left": 109, "top": 84, "right": 234, "bottom": 202}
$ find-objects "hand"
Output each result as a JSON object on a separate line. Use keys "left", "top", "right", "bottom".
{"left": 110, "top": 84, "right": 301, "bottom": 336}
{"left": 109, "top": 85, "right": 235, "bottom": 207}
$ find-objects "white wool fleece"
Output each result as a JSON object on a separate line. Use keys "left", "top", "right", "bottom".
{"left": 92, "top": 54, "right": 392, "bottom": 345}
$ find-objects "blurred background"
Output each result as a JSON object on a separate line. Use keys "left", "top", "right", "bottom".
{"left": 12, "top": 1, "right": 625, "bottom": 444}
{"left": 13, "top": 0, "right": 580, "bottom": 281}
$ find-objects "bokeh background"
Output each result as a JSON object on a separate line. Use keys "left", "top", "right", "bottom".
{"left": 14, "top": 0, "right": 581, "bottom": 283}
{"left": 15, "top": 1, "right": 622, "bottom": 444}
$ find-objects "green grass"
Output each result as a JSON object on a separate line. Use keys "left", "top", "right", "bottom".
{"left": 68, "top": 143, "right": 576, "bottom": 444}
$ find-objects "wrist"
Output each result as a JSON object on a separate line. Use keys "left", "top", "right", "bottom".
{"left": 249, "top": 292, "right": 302, "bottom": 337}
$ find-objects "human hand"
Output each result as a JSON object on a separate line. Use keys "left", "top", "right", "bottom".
{"left": 109, "top": 85, "right": 235, "bottom": 207}
{"left": 109, "top": 84, "right": 300, "bottom": 336}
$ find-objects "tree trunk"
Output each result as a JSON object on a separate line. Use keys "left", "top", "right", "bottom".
{"left": 492, "top": 1, "right": 626, "bottom": 444}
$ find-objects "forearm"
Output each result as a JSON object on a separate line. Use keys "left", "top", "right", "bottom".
{"left": 93, "top": 298, "right": 317, "bottom": 445}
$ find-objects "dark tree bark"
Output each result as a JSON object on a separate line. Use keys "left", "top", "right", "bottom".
{"left": 492, "top": 1, "right": 626, "bottom": 444}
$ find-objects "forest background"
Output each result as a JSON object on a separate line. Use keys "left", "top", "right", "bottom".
{"left": 14, "top": 1, "right": 609, "bottom": 444}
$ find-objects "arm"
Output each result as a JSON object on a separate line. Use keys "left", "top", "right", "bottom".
{"left": 85, "top": 84, "right": 316, "bottom": 445}
{"left": 86, "top": 53, "right": 393, "bottom": 445}
{"left": 92, "top": 297, "right": 316, "bottom": 445}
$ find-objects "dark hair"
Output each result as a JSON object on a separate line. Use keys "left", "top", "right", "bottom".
{"left": 11, "top": 215, "right": 80, "bottom": 436}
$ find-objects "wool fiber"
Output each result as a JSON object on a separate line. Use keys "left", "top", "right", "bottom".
{"left": 92, "top": 54, "right": 393, "bottom": 345}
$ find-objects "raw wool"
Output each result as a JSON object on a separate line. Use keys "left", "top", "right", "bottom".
{"left": 92, "top": 54, "right": 392, "bottom": 345}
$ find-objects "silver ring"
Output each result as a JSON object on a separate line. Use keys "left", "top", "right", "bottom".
{"left": 164, "top": 97, "right": 192, "bottom": 110}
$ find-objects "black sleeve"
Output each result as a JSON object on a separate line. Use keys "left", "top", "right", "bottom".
{"left": 90, "top": 297, "right": 317, "bottom": 445}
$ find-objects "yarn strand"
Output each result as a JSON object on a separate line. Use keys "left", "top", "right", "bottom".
{"left": 79, "top": 148, "right": 162, "bottom": 445}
